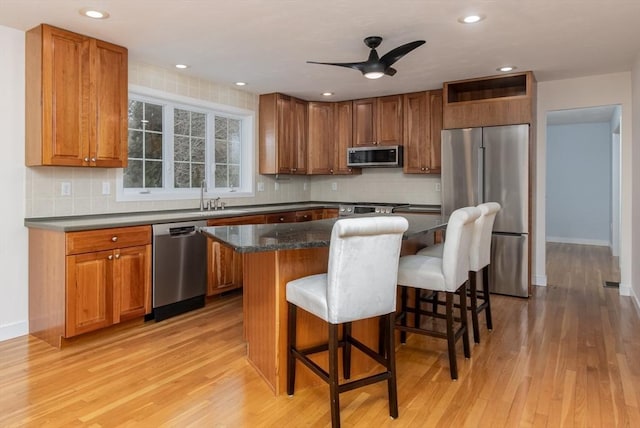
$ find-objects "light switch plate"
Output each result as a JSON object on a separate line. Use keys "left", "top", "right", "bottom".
{"left": 275, "top": 182, "right": 280, "bottom": 191}
{"left": 435, "top": 183, "right": 441, "bottom": 192}
{"left": 331, "top": 182, "right": 338, "bottom": 191}
{"left": 257, "top": 182, "right": 265, "bottom": 192}
{"left": 102, "top": 182, "right": 111, "bottom": 195}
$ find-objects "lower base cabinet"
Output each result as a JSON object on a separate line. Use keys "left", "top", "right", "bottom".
{"left": 29, "top": 225, "right": 151, "bottom": 347}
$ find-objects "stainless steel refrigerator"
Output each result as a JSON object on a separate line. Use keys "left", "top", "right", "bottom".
{"left": 441, "top": 124, "right": 529, "bottom": 297}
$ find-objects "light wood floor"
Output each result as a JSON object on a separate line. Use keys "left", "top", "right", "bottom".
{"left": 1, "top": 243, "right": 638, "bottom": 427}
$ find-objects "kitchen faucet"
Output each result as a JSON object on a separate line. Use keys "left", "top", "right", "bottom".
{"left": 200, "top": 180, "right": 207, "bottom": 211}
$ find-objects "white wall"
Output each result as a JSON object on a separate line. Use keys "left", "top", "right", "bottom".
{"left": 611, "top": 106, "right": 621, "bottom": 257}
{"left": 546, "top": 122, "right": 612, "bottom": 245}
{"left": 535, "top": 72, "right": 633, "bottom": 295}
{"left": 0, "top": 26, "right": 28, "bottom": 341}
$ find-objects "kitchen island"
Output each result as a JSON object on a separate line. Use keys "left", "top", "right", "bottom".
{"left": 200, "top": 213, "right": 446, "bottom": 395}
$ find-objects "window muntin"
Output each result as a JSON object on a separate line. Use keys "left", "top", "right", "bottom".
{"left": 174, "top": 109, "right": 206, "bottom": 188}
{"left": 214, "top": 116, "right": 242, "bottom": 189}
{"left": 125, "top": 100, "right": 164, "bottom": 188}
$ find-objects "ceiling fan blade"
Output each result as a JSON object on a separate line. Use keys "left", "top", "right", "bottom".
{"left": 379, "top": 40, "right": 426, "bottom": 67}
{"left": 385, "top": 67, "right": 397, "bottom": 76}
{"left": 306, "top": 60, "right": 366, "bottom": 72}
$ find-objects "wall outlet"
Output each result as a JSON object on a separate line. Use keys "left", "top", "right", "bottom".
{"left": 257, "top": 182, "right": 265, "bottom": 192}
{"left": 275, "top": 182, "right": 280, "bottom": 191}
{"left": 303, "top": 182, "right": 308, "bottom": 191}
{"left": 102, "top": 181, "right": 111, "bottom": 195}
{"left": 331, "top": 182, "right": 338, "bottom": 191}
{"left": 60, "top": 182, "right": 71, "bottom": 196}
{"left": 435, "top": 183, "right": 441, "bottom": 192}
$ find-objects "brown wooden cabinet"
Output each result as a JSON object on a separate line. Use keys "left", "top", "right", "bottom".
{"left": 29, "top": 225, "right": 151, "bottom": 347}
{"left": 259, "top": 93, "right": 307, "bottom": 175}
{"left": 353, "top": 95, "right": 403, "bottom": 147}
{"left": 206, "top": 215, "right": 265, "bottom": 296}
{"left": 25, "top": 24, "right": 128, "bottom": 167}
{"left": 443, "top": 71, "right": 536, "bottom": 128}
{"left": 307, "top": 101, "right": 360, "bottom": 176}
{"left": 403, "top": 90, "right": 443, "bottom": 174}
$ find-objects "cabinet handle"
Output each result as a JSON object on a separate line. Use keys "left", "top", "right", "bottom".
{"left": 115, "top": 253, "right": 120, "bottom": 259}
{"left": 84, "top": 157, "right": 89, "bottom": 162}
{"left": 425, "top": 167, "right": 430, "bottom": 172}
{"left": 108, "top": 254, "right": 113, "bottom": 260}
{"left": 91, "top": 157, "right": 96, "bottom": 162}
{"left": 292, "top": 168, "right": 297, "bottom": 172}
{"left": 111, "top": 236, "right": 118, "bottom": 242}
{"left": 329, "top": 169, "right": 334, "bottom": 174}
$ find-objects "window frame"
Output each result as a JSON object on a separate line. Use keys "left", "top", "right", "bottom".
{"left": 116, "top": 85, "right": 255, "bottom": 202}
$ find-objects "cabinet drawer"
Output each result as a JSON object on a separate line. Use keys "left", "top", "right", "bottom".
{"left": 66, "top": 225, "right": 151, "bottom": 255}
{"left": 265, "top": 211, "right": 297, "bottom": 223}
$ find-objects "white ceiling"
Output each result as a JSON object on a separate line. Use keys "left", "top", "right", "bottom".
{"left": 2, "top": 1, "right": 640, "bottom": 102}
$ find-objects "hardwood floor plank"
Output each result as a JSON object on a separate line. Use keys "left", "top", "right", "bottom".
{"left": 1, "top": 244, "right": 639, "bottom": 427}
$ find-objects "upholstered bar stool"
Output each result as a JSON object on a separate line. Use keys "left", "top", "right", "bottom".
{"left": 286, "top": 216, "right": 408, "bottom": 428}
{"left": 416, "top": 202, "right": 501, "bottom": 343}
{"left": 396, "top": 207, "right": 480, "bottom": 380}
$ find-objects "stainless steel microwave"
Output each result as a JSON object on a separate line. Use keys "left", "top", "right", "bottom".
{"left": 347, "top": 145, "right": 403, "bottom": 167}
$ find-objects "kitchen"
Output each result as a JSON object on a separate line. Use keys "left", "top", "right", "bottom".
{"left": 2, "top": 1, "right": 640, "bottom": 426}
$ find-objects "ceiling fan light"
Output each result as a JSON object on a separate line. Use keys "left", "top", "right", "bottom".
{"left": 364, "top": 71, "right": 385, "bottom": 79}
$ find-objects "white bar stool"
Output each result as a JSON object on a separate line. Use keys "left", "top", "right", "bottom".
{"left": 286, "top": 216, "right": 408, "bottom": 428}
{"left": 396, "top": 206, "right": 480, "bottom": 380}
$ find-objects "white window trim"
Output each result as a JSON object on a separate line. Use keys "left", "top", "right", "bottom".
{"left": 116, "top": 84, "right": 255, "bottom": 202}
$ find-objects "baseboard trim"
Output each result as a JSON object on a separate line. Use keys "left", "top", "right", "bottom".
{"left": 533, "top": 275, "right": 547, "bottom": 286}
{"left": 0, "top": 320, "right": 28, "bottom": 342}
{"left": 546, "top": 237, "right": 610, "bottom": 246}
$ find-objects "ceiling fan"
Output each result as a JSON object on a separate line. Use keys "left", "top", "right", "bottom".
{"left": 307, "top": 36, "right": 426, "bottom": 79}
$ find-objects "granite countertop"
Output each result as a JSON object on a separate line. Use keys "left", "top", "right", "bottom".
{"left": 23, "top": 202, "right": 341, "bottom": 232}
{"left": 199, "top": 213, "right": 446, "bottom": 253}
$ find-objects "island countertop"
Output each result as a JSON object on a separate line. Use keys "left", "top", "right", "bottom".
{"left": 199, "top": 213, "right": 445, "bottom": 253}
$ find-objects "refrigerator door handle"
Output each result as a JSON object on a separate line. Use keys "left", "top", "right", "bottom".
{"left": 478, "top": 147, "right": 485, "bottom": 204}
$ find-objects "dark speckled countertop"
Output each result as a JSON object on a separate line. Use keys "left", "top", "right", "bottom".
{"left": 199, "top": 213, "right": 446, "bottom": 253}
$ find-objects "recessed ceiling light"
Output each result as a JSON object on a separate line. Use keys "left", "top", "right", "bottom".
{"left": 458, "top": 14, "right": 485, "bottom": 24}
{"left": 235, "top": 82, "right": 247, "bottom": 86}
{"left": 80, "top": 8, "right": 110, "bottom": 19}
{"left": 497, "top": 66, "right": 516, "bottom": 72}
{"left": 175, "top": 64, "right": 189, "bottom": 69}
{"left": 321, "top": 92, "right": 334, "bottom": 97}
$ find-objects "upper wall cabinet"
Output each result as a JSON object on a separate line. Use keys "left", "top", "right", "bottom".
{"left": 259, "top": 93, "right": 308, "bottom": 175}
{"left": 353, "top": 95, "right": 403, "bottom": 147}
{"left": 403, "top": 90, "right": 443, "bottom": 174}
{"left": 25, "top": 24, "right": 128, "bottom": 167}
{"left": 443, "top": 71, "right": 536, "bottom": 129}
{"left": 307, "top": 101, "right": 360, "bottom": 175}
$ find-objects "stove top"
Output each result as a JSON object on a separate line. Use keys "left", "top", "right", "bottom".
{"left": 338, "top": 202, "right": 410, "bottom": 216}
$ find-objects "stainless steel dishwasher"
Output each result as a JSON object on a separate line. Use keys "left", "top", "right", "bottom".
{"left": 150, "top": 220, "right": 208, "bottom": 321}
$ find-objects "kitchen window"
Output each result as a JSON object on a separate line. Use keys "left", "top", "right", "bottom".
{"left": 117, "top": 86, "right": 254, "bottom": 201}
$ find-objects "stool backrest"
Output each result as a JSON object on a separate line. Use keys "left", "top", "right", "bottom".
{"left": 327, "top": 216, "right": 409, "bottom": 324}
{"left": 470, "top": 202, "right": 501, "bottom": 271}
{"left": 441, "top": 207, "right": 481, "bottom": 291}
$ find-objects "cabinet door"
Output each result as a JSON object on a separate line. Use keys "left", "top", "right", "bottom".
{"left": 91, "top": 39, "right": 128, "bottom": 167}
{"left": 276, "top": 94, "right": 294, "bottom": 174}
{"left": 333, "top": 101, "right": 359, "bottom": 175}
{"left": 41, "top": 25, "right": 90, "bottom": 166}
{"left": 207, "top": 215, "right": 265, "bottom": 295}
{"left": 291, "top": 97, "right": 308, "bottom": 174}
{"left": 114, "top": 245, "right": 151, "bottom": 321}
{"left": 307, "top": 102, "right": 335, "bottom": 174}
{"left": 376, "top": 95, "right": 403, "bottom": 146}
{"left": 66, "top": 250, "right": 114, "bottom": 337}
{"left": 353, "top": 98, "right": 377, "bottom": 147}
{"left": 403, "top": 90, "right": 442, "bottom": 174}
{"left": 428, "top": 90, "right": 443, "bottom": 173}
{"left": 265, "top": 211, "right": 297, "bottom": 223}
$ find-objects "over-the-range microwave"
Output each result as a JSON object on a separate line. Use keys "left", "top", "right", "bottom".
{"left": 347, "top": 145, "right": 403, "bottom": 167}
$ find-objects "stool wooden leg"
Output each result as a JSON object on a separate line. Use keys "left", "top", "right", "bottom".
{"left": 385, "top": 313, "right": 399, "bottom": 419}
{"left": 445, "top": 291, "right": 458, "bottom": 380}
{"left": 400, "top": 286, "right": 408, "bottom": 344}
{"left": 459, "top": 282, "right": 471, "bottom": 359}
{"left": 469, "top": 271, "right": 480, "bottom": 344}
{"left": 328, "top": 323, "right": 341, "bottom": 428}
{"left": 287, "top": 303, "right": 297, "bottom": 395}
{"left": 483, "top": 266, "right": 493, "bottom": 331}
{"left": 343, "top": 322, "right": 352, "bottom": 379}
{"left": 414, "top": 288, "right": 421, "bottom": 329}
